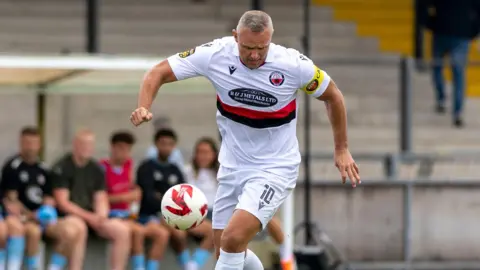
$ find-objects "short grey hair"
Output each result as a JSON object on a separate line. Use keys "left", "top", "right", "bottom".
{"left": 236, "top": 10, "right": 274, "bottom": 33}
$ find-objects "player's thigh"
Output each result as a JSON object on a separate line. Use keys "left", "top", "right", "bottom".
{"left": 188, "top": 219, "right": 212, "bottom": 238}
{"left": 97, "top": 218, "right": 130, "bottom": 240}
{"left": 236, "top": 174, "right": 292, "bottom": 232}
{"left": 5, "top": 215, "right": 24, "bottom": 235}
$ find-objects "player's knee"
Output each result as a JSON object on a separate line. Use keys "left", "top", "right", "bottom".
{"left": 6, "top": 216, "right": 24, "bottom": 236}
{"left": 152, "top": 225, "right": 170, "bottom": 243}
{"left": 25, "top": 223, "right": 42, "bottom": 241}
{"left": 110, "top": 219, "right": 131, "bottom": 241}
{"left": 131, "top": 223, "right": 145, "bottom": 239}
{"left": 72, "top": 216, "right": 88, "bottom": 236}
{"left": 220, "top": 230, "right": 247, "bottom": 252}
{"left": 61, "top": 224, "right": 78, "bottom": 242}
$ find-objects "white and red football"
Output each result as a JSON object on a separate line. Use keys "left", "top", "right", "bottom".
{"left": 161, "top": 184, "right": 209, "bottom": 230}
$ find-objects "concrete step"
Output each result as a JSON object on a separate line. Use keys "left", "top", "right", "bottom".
{"left": 0, "top": 17, "right": 356, "bottom": 38}
{"left": 0, "top": 33, "right": 379, "bottom": 55}
{"left": 0, "top": 3, "right": 332, "bottom": 21}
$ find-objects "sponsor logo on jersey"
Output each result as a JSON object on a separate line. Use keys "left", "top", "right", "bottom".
{"left": 178, "top": 48, "right": 195, "bottom": 58}
{"left": 303, "top": 65, "right": 323, "bottom": 94}
{"left": 228, "top": 65, "right": 237, "bottom": 75}
{"left": 228, "top": 88, "right": 278, "bottom": 107}
{"left": 269, "top": 71, "right": 285, "bottom": 86}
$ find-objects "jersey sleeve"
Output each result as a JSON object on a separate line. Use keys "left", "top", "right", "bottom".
{"left": 93, "top": 163, "right": 106, "bottom": 192}
{"left": 0, "top": 161, "right": 17, "bottom": 192}
{"left": 50, "top": 159, "right": 70, "bottom": 190}
{"left": 167, "top": 40, "right": 220, "bottom": 80}
{"left": 298, "top": 54, "right": 331, "bottom": 98}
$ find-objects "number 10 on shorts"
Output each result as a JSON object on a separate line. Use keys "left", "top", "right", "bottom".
{"left": 259, "top": 184, "right": 275, "bottom": 210}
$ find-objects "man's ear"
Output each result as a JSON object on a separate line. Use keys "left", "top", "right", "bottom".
{"left": 232, "top": 29, "right": 238, "bottom": 42}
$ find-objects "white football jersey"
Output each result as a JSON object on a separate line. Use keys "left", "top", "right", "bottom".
{"left": 167, "top": 36, "right": 330, "bottom": 186}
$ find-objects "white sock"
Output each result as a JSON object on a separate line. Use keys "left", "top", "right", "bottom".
{"left": 7, "top": 260, "right": 22, "bottom": 270}
{"left": 185, "top": 261, "right": 198, "bottom": 270}
{"left": 215, "top": 249, "right": 245, "bottom": 270}
{"left": 48, "top": 266, "right": 63, "bottom": 270}
{"left": 243, "top": 249, "right": 263, "bottom": 270}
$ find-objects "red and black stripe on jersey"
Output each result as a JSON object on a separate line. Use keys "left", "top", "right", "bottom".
{"left": 216, "top": 96, "right": 296, "bottom": 129}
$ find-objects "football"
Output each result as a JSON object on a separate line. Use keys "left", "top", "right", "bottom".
{"left": 161, "top": 184, "right": 209, "bottom": 230}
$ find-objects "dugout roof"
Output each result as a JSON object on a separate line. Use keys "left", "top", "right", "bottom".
{"left": 0, "top": 54, "right": 212, "bottom": 94}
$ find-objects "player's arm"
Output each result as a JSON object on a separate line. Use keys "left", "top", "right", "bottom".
{"left": 318, "top": 81, "right": 348, "bottom": 151}
{"left": 138, "top": 60, "right": 178, "bottom": 110}
{"left": 299, "top": 55, "right": 360, "bottom": 185}
{"left": 136, "top": 42, "right": 216, "bottom": 115}
{"left": 1, "top": 164, "right": 27, "bottom": 216}
{"left": 92, "top": 165, "right": 109, "bottom": 218}
{"left": 51, "top": 164, "right": 94, "bottom": 220}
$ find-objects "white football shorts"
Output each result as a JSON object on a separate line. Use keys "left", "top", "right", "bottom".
{"left": 212, "top": 166, "right": 293, "bottom": 230}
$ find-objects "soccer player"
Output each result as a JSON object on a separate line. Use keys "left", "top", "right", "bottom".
{"left": 137, "top": 128, "right": 213, "bottom": 270}
{"left": 131, "top": 10, "right": 360, "bottom": 270}
{"left": 51, "top": 129, "right": 131, "bottom": 270}
{"left": 1, "top": 127, "right": 87, "bottom": 270}
{"left": 101, "top": 131, "right": 170, "bottom": 270}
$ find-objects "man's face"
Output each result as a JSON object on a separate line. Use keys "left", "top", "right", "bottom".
{"left": 155, "top": 136, "right": 176, "bottom": 160}
{"left": 233, "top": 27, "right": 272, "bottom": 69}
{"left": 20, "top": 134, "right": 41, "bottom": 159}
{"left": 111, "top": 142, "right": 132, "bottom": 164}
{"left": 73, "top": 134, "right": 95, "bottom": 160}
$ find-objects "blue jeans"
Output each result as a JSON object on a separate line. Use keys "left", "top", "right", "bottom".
{"left": 432, "top": 34, "right": 470, "bottom": 117}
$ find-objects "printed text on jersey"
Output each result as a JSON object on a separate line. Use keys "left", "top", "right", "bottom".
{"left": 217, "top": 93, "right": 296, "bottom": 129}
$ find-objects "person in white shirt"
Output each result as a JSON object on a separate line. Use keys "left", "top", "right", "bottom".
{"left": 131, "top": 10, "right": 361, "bottom": 270}
{"left": 184, "top": 137, "right": 219, "bottom": 220}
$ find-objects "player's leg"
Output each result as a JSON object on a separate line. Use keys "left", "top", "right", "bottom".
{"left": 40, "top": 211, "right": 86, "bottom": 269}
{"left": 267, "top": 217, "right": 295, "bottom": 270}
{"left": 162, "top": 220, "right": 192, "bottom": 270}
{"left": 24, "top": 221, "right": 42, "bottom": 270}
{"left": 187, "top": 219, "right": 214, "bottom": 269}
{"left": 95, "top": 218, "right": 131, "bottom": 270}
{"left": 217, "top": 175, "right": 291, "bottom": 270}
{"left": 5, "top": 216, "right": 25, "bottom": 270}
{"left": 143, "top": 218, "right": 170, "bottom": 270}
{"left": 45, "top": 216, "right": 88, "bottom": 270}
{"left": 212, "top": 169, "right": 240, "bottom": 260}
{"left": 127, "top": 220, "right": 146, "bottom": 270}
{"left": 0, "top": 217, "right": 7, "bottom": 270}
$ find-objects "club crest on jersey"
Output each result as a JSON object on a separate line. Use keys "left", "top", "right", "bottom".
{"left": 178, "top": 48, "right": 195, "bottom": 58}
{"left": 269, "top": 71, "right": 285, "bottom": 86}
{"left": 228, "top": 88, "right": 278, "bottom": 107}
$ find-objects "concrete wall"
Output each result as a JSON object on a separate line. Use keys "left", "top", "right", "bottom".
{"left": 292, "top": 183, "right": 480, "bottom": 261}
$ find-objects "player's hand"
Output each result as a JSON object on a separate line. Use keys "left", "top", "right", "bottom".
{"left": 334, "top": 148, "right": 360, "bottom": 188}
{"left": 130, "top": 107, "right": 153, "bottom": 126}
